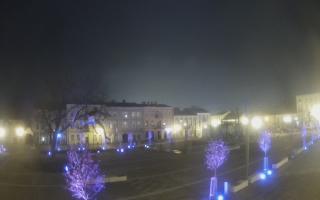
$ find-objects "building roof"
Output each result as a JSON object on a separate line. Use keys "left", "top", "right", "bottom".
{"left": 105, "top": 101, "right": 171, "bottom": 108}
{"left": 174, "top": 106, "right": 209, "bottom": 115}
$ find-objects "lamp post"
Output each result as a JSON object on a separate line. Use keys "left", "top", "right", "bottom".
{"left": 240, "top": 116, "right": 250, "bottom": 179}
{"left": 241, "top": 116, "right": 263, "bottom": 180}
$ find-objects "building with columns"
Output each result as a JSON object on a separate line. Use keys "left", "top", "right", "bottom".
{"left": 173, "top": 107, "right": 210, "bottom": 139}
{"left": 66, "top": 101, "right": 174, "bottom": 148}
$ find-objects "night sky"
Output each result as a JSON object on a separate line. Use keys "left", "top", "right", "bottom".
{"left": 1, "top": 0, "right": 320, "bottom": 116}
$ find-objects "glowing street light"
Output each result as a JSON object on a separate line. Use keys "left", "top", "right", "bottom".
{"left": 0, "top": 128, "right": 6, "bottom": 138}
{"left": 251, "top": 116, "right": 263, "bottom": 129}
{"left": 240, "top": 116, "right": 250, "bottom": 126}
{"left": 15, "top": 127, "right": 25, "bottom": 137}
{"left": 211, "top": 119, "right": 221, "bottom": 128}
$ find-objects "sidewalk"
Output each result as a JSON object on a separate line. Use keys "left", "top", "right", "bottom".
{"left": 233, "top": 143, "right": 320, "bottom": 200}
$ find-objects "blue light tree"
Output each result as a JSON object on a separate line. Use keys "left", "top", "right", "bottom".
{"left": 205, "top": 140, "right": 229, "bottom": 199}
{"left": 64, "top": 150, "right": 105, "bottom": 200}
{"left": 258, "top": 131, "right": 271, "bottom": 171}
{"left": 301, "top": 126, "right": 307, "bottom": 150}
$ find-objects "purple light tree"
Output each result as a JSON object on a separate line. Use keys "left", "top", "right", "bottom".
{"left": 301, "top": 126, "right": 307, "bottom": 149}
{"left": 258, "top": 131, "right": 271, "bottom": 171}
{"left": 205, "top": 140, "right": 229, "bottom": 198}
{"left": 64, "top": 150, "right": 105, "bottom": 200}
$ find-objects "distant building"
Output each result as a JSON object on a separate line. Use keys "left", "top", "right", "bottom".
{"left": 262, "top": 113, "right": 299, "bottom": 133}
{"left": 296, "top": 93, "right": 320, "bottom": 127}
{"left": 66, "top": 102, "right": 174, "bottom": 148}
{"left": 173, "top": 107, "right": 210, "bottom": 139}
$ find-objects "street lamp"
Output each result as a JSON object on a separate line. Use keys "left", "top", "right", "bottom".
{"left": 211, "top": 119, "right": 221, "bottom": 128}
{"left": 240, "top": 116, "right": 250, "bottom": 126}
{"left": 0, "top": 128, "right": 6, "bottom": 138}
{"left": 15, "top": 127, "right": 25, "bottom": 137}
{"left": 251, "top": 116, "right": 263, "bottom": 130}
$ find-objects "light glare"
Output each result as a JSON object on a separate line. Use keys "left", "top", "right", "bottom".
{"left": 15, "top": 127, "right": 24, "bottom": 137}
{"left": 251, "top": 116, "right": 263, "bottom": 129}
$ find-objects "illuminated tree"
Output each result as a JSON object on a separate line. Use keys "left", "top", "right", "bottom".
{"left": 205, "top": 140, "right": 229, "bottom": 176}
{"left": 258, "top": 131, "right": 272, "bottom": 171}
{"left": 205, "top": 140, "right": 229, "bottom": 198}
{"left": 258, "top": 131, "right": 271, "bottom": 156}
{"left": 64, "top": 150, "right": 105, "bottom": 200}
{"left": 301, "top": 126, "right": 307, "bottom": 149}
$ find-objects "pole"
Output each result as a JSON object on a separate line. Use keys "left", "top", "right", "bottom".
{"left": 246, "top": 126, "right": 250, "bottom": 179}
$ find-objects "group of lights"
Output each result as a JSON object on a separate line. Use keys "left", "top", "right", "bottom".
{"left": 127, "top": 144, "right": 136, "bottom": 149}
{"left": 241, "top": 116, "right": 263, "bottom": 129}
{"left": 116, "top": 148, "right": 124, "bottom": 153}
{"left": 211, "top": 119, "right": 221, "bottom": 128}
{"left": 260, "top": 169, "right": 273, "bottom": 180}
{"left": 78, "top": 147, "right": 86, "bottom": 151}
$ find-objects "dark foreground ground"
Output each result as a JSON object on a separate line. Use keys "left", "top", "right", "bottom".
{"left": 233, "top": 141, "right": 320, "bottom": 200}
{"left": 0, "top": 135, "right": 303, "bottom": 200}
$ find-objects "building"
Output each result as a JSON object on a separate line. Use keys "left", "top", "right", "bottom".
{"left": 296, "top": 93, "right": 320, "bottom": 127}
{"left": 262, "top": 113, "right": 299, "bottom": 133}
{"left": 173, "top": 107, "right": 210, "bottom": 139}
{"left": 66, "top": 101, "right": 174, "bottom": 148}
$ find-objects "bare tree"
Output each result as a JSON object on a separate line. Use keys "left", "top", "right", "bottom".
{"left": 32, "top": 73, "right": 108, "bottom": 152}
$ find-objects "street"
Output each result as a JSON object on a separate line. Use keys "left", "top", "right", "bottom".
{"left": 0, "top": 135, "right": 301, "bottom": 200}
{"left": 234, "top": 140, "right": 320, "bottom": 200}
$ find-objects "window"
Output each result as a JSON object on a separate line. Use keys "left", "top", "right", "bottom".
{"left": 71, "top": 135, "right": 75, "bottom": 143}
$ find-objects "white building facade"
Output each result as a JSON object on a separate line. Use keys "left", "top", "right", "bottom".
{"left": 173, "top": 113, "right": 210, "bottom": 139}
{"left": 296, "top": 93, "right": 320, "bottom": 127}
{"left": 66, "top": 102, "right": 174, "bottom": 148}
